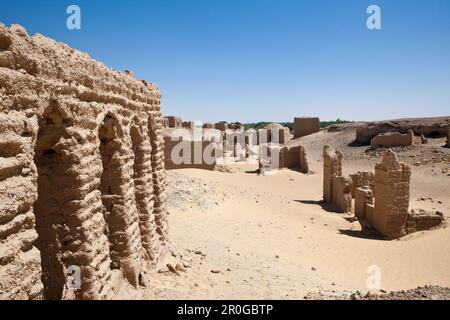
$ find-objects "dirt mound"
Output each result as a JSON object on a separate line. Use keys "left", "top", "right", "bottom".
{"left": 166, "top": 171, "right": 235, "bottom": 211}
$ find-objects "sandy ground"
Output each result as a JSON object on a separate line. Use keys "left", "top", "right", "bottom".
{"left": 144, "top": 129, "right": 450, "bottom": 299}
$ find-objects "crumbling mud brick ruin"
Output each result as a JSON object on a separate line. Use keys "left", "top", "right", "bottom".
{"left": 354, "top": 150, "right": 442, "bottom": 238}
{"left": 214, "top": 122, "right": 228, "bottom": 131}
{"left": 163, "top": 135, "right": 218, "bottom": 170}
{"left": 182, "top": 121, "right": 195, "bottom": 130}
{"left": 202, "top": 123, "right": 215, "bottom": 129}
{"left": 0, "top": 24, "right": 168, "bottom": 299}
{"left": 162, "top": 121, "right": 308, "bottom": 174}
{"left": 355, "top": 150, "right": 443, "bottom": 238}
{"left": 349, "top": 172, "right": 374, "bottom": 198}
{"left": 259, "top": 143, "right": 309, "bottom": 174}
{"left": 371, "top": 150, "right": 412, "bottom": 238}
{"left": 322, "top": 145, "right": 352, "bottom": 213}
{"left": 294, "top": 117, "right": 320, "bottom": 138}
{"left": 370, "top": 130, "right": 413, "bottom": 148}
{"left": 322, "top": 145, "right": 444, "bottom": 239}
{"left": 355, "top": 118, "right": 450, "bottom": 145}
{"left": 166, "top": 116, "right": 182, "bottom": 128}
{"left": 279, "top": 145, "right": 308, "bottom": 173}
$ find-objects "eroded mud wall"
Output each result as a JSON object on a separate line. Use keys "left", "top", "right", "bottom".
{"left": 0, "top": 24, "right": 167, "bottom": 299}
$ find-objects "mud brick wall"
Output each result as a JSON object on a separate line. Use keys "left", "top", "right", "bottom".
{"left": 0, "top": 24, "right": 167, "bottom": 299}
{"left": 167, "top": 116, "right": 182, "bottom": 128}
{"left": 371, "top": 130, "right": 413, "bottom": 148}
{"left": 356, "top": 122, "right": 450, "bottom": 144}
{"left": 323, "top": 145, "right": 351, "bottom": 213}
{"left": 406, "top": 210, "right": 444, "bottom": 234}
{"left": 164, "top": 137, "right": 217, "bottom": 170}
{"left": 354, "top": 187, "right": 374, "bottom": 220}
{"left": 0, "top": 111, "right": 43, "bottom": 299}
{"left": 373, "top": 150, "right": 411, "bottom": 239}
{"left": 244, "top": 129, "right": 258, "bottom": 159}
{"left": 182, "top": 121, "right": 195, "bottom": 130}
{"left": 215, "top": 122, "right": 228, "bottom": 131}
{"left": 277, "top": 145, "right": 309, "bottom": 173}
{"left": 279, "top": 127, "right": 291, "bottom": 144}
{"left": 323, "top": 145, "right": 342, "bottom": 203}
{"left": 350, "top": 172, "right": 375, "bottom": 198}
{"left": 294, "top": 117, "right": 320, "bottom": 138}
{"left": 299, "top": 146, "right": 309, "bottom": 174}
{"left": 281, "top": 145, "right": 299, "bottom": 168}
{"left": 331, "top": 176, "right": 352, "bottom": 213}
{"left": 203, "top": 123, "right": 215, "bottom": 129}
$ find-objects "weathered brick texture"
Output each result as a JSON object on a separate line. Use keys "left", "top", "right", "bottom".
{"left": 0, "top": 24, "right": 167, "bottom": 299}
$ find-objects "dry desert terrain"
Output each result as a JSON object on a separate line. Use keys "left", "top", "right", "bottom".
{"left": 142, "top": 126, "right": 450, "bottom": 300}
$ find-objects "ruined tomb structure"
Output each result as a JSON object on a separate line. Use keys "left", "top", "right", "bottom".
{"left": 279, "top": 145, "right": 309, "bottom": 173}
{"left": 355, "top": 119, "right": 450, "bottom": 145}
{"left": 354, "top": 187, "right": 374, "bottom": 221}
{"left": 182, "top": 121, "right": 195, "bottom": 130}
{"left": 372, "top": 150, "right": 411, "bottom": 239}
{"left": 349, "top": 172, "right": 375, "bottom": 198}
{"left": 322, "top": 145, "right": 352, "bottom": 213}
{"left": 167, "top": 116, "right": 182, "bottom": 128}
{"left": 294, "top": 117, "right": 320, "bottom": 138}
{"left": 352, "top": 150, "right": 444, "bottom": 238}
{"left": 0, "top": 24, "right": 168, "bottom": 300}
{"left": 214, "top": 122, "right": 228, "bottom": 131}
{"left": 163, "top": 136, "right": 218, "bottom": 171}
{"left": 203, "top": 123, "right": 215, "bottom": 129}
{"left": 370, "top": 130, "right": 413, "bottom": 148}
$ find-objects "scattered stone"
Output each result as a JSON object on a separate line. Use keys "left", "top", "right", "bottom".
{"left": 167, "top": 264, "right": 180, "bottom": 275}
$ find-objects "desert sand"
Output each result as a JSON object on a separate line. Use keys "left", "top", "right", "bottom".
{"left": 144, "top": 127, "right": 450, "bottom": 299}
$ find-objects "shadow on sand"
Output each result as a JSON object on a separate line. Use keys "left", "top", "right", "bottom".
{"left": 294, "top": 199, "right": 341, "bottom": 213}
{"left": 295, "top": 200, "right": 383, "bottom": 240}
{"left": 347, "top": 140, "right": 369, "bottom": 147}
{"left": 338, "top": 228, "right": 382, "bottom": 240}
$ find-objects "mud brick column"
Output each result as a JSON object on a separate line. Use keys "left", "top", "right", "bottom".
{"left": 323, "top": 145, "right": 343, "bottom": 203}
{"left": 0, "top": 111, "right": 43, "bottom": 299}
{"left": 373, "top": 150, "right": 411, "bottom": 239}
{"left": 148, "top": 113, "right": 169, "bottom": 243}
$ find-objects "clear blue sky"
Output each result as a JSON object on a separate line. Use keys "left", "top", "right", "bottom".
{"left": 1, "top": 0, "right": 450, "bottom": 122}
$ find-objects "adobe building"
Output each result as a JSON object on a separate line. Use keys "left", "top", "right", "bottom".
{"left": 229, "top": 123, "right": 245, "bottom": 130}
{"left": 214, "top": 122, "right": 228, "bottom": 131}
{"left": 163, "top": 136, "right": 218, "bottom": 170}
{"left": 350, "top": 172, "right": 374, "bottom": 198}
{"left": 263, "top": 123, "right": 292, "bottom": 144}
{"left": 322, "top": 145, "right": 352, "bottom": 213}
{"left": 370, "top": 130, "right": 413, "bottom": 148}
{"left": 202, "top": 123, "right": 215, "bottom": 129}
{"left": 355, "top": 119, "right": 450, "bottom": 144}
{"left": 0, "top": 24, "right": 168, "bottom": 299}
{"left": 278, "top": 145, "right": 309, "bottom": 173}
{"left": 294, "top": 117, "right": 320, "bottom": 138}
{"left": 167, "top": 116, "right": 182, "bottom": 128}
{"left": 182, "top": 121, "right": 195, "bottom": 130}
{"left": 372, "top": 150, "right": 411, "bottom": 238}
{"left": 354, "top": 150, "right": 444, "bottom": 239}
